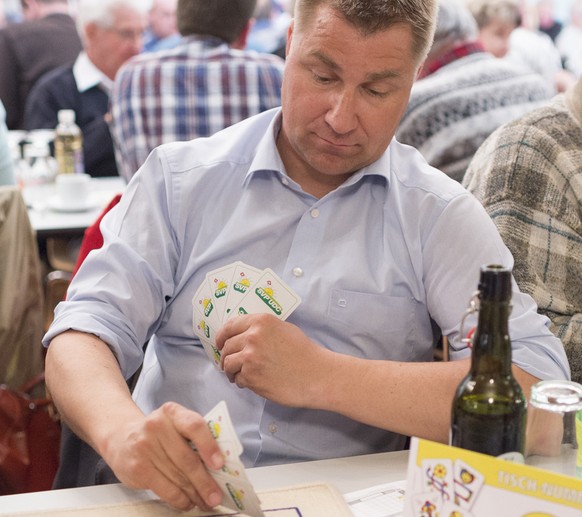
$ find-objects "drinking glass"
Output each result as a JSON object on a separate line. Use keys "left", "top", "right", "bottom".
{"left": 525, "top": 380, "right": 582, "bottom": 478}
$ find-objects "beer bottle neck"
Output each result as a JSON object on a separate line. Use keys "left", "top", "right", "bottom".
{"left": 471, "top": 298, "right": 512, "bottom": 375}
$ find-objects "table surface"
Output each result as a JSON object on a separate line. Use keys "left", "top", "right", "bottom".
{"left": 0, "top": 451, "right": 408, "bottom": 514}
{"left": 23, "top": 177, "right": 126, "bottom": 237}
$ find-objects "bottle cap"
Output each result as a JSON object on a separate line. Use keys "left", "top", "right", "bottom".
{"left": 57, "top": 109, "right": 76, "bottom": 124}
{"left": 478, "top": 264, "right": 512, "bottom": 302}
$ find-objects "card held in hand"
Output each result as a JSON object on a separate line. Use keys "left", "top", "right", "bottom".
{"left": 193, "top": 263, "right": 301, "bottom": 371}
{"left": 230, "top": 268, "right": 301, "bottom": 321}
{"left": 204, "top": 401, "right": 264, "bottom": 516}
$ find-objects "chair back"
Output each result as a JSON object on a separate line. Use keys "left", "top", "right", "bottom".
{"left": 0, "top": 187, "right": 44, "bottom": 389}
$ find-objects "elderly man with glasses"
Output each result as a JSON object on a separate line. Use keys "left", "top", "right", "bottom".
{"left": 23, "top": 0, "right": 150, "bottom": 178}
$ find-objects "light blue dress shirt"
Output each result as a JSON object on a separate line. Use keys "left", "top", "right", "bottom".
{"left": 44, "top": 108, "right": 570, "bottom": 466}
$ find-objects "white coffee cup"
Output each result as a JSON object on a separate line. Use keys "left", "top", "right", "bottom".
{"left": 55, "top": 173, "right": 91, "bottom": 209}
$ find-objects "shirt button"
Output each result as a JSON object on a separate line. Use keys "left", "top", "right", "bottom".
{"left": 268, "top": 422, "right": 278, "bottom": 434}
{"left": 310, "top": 208, "right": 320, "bottom": 218}
{"left": 292, "top": 267, "right": 304, "bottom": 278}
{"left": 281, "top": 177, "right": 289, "bottom": 186}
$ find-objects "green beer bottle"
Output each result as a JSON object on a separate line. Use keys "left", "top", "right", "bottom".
{"left": 450, "top": 264, "right": 526, "bottom": 460}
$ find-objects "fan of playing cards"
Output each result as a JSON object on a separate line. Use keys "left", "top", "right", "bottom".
{"left": 192, "top": 261, "right": 302, "bottom": 369}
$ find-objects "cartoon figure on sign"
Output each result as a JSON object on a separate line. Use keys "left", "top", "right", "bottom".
{"left": 426, "top": 462, "right": 451, "bottom": 501}
{"left": 420, "top": 498, "right": 437, "bottom": 517}
{"left": 454, "top": 468, "right": 476, "bottom": 506}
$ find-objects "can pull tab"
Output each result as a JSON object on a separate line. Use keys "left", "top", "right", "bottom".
{"left": 460, "top": 291, "right": 479, "bottom": 347}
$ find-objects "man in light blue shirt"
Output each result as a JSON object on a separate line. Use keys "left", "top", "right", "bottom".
{"left": 44, "top": 0, "right": 570, "bottom": 512}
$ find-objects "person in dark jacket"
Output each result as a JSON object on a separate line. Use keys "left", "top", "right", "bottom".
{"left": 0, "top": 0, "right": 82, "bottom": 129}
{"left": 24, "top": 0, "right": 150, "bottom": 177}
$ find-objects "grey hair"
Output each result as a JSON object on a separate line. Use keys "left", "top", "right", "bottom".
{"left": 432, "top": 0, "right": 479, "bottom": 51}
{"left": 76, "top": 0, "right": 152, "bottom": 40}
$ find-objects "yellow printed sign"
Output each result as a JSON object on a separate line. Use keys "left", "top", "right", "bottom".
{"left": 404, "top": 437, "right": 582, "bottom": 517}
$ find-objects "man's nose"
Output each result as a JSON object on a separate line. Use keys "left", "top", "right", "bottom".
{"left": 324, "top": 89, "right": 358, "bottom": 135}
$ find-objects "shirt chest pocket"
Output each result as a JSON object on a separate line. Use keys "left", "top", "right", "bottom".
{"left": 327, "top": 289, "right": 419, "bottom": 361}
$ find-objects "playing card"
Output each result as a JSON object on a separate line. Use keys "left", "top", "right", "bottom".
{"left": 211, "top": 469, "right": 264, "bottom": 516}
{"left": 206, "top": 263, "right": 237, "bottom": 325}
{"left": 193, "top": 276, "right": 222, "bottom": 332}
{"left": 192, "top": 304, "right": 221, "bottom": 369}
{"left": 199, "top": 336, "right": 221, "bottom": 368}
{"left": 203, "top": 401, "right": 264, "bottom": 516}
{"left": 421, "top": 458, "right": 454, "bottom": 504}
{"left": 231, "top": 268, "right": 301, "bottom": 321}
{"left": 205, "top": 400, "right": 243, "bottom": 457}
{"left": 223, "top": 262, "right": 263, "bottom": 321}
{"left": 453, "top": 459, "right": 485, "bottom": 510}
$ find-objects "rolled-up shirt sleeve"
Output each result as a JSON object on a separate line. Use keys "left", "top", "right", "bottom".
{"left": 423, "top": 192, "right": 571, "bottom": 382}
{"left": 43, "top": 147, "right": 180, "bottom": 379}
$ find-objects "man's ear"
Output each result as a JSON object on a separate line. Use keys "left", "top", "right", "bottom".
{"left": 230, "top": 19, "right": 253, "bottom": 50}
{"left": 84, "top": 22, "right": 98, "bottom": 43}
{"left": 285, "top": 19, "right": 294, "bottom": 57}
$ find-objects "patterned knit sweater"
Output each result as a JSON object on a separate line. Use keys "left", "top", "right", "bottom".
{"left": 397, "top": 51, "right": 553, "bottom": 182}
{"left": 463, "top": 78, "right": 582, "bottom": 383}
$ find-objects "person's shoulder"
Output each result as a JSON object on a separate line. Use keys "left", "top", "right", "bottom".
{"left": 0, "top": 15, "right": 76, "bottom": 47}
{"left": 33, "top": 63, "right": 74, "bottom": 91}
{"left": 464, "top": 95, "right": 571, "bottom": 186}
{"left": 389, "top": 140, "right": 469, "bottom": 202}
{"left": 496, "top": 94, "right": 569, "bottom": 135}
{"left": 117, "top": 41, "right": 193, "bottom": 77}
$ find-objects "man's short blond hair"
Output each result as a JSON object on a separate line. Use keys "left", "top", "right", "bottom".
{"left": 293, "top": 0, "right": 438, "bottom": 66}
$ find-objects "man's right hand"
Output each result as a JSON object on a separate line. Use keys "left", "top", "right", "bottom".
{"left": 103, "top": 401, "right": 225, "bottom": 511}
{"left": 46, "top": 331, "right": 225, "bottom": 511}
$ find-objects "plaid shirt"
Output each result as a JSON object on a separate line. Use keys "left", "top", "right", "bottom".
{"left": 463, "top": 80, "right": 582, "bottom": 383}
{"left": 110, "top": 36, "right": 285, "bottom": 180}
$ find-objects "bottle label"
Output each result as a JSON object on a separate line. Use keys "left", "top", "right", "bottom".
{"left": 497, "top": 451, "right": 525, "bottom": 463}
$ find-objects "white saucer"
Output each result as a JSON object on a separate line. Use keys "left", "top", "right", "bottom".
{"left": 46, "top": 196, "right": 100, "bottom": 213}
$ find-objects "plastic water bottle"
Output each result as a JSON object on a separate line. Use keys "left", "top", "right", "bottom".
{"left": 54, "top": 109, "right": 84, "bottom": 174}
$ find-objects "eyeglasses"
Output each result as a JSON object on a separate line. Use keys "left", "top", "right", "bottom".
{"left": 103, "top": 26, "right": 145, "bottom": 41}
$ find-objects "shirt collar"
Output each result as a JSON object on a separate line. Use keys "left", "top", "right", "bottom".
{"left": 182, "top": 35, "right": 230, "bottom": 53}
{"left": 73, "top": 52, "right": 113, "bottom": 94}
{"left": 244, "top": 110, "right": 391, "bottom": 192}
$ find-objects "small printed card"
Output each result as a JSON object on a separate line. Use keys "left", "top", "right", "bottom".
{"left": 192, "top": 262, "right": 301, "bottom": 370}
{"left": 203, "top": 401, "right": 264, "bottom": 516}
{"left": 405, "top": 437, "right": 582, "bottom": 516}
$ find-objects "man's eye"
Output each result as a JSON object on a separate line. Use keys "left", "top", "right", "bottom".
{"left": 312, "top": 73, "right": 332, "bottom": 84}
{"left": 366, "top": 88, "right": 388, "bottom": 98}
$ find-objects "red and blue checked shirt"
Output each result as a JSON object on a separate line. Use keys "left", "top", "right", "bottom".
{"left": 110, "top": 36, "right": 285, "bottom": 181}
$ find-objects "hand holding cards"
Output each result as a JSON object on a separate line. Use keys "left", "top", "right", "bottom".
{"left": 192, "top": 262, "right": 301, "bottom": 369}
{"left": 203, "top": 401, "right": 264, "bottom": 516}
